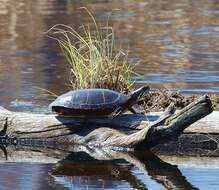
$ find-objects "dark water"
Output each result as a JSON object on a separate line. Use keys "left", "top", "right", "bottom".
{"left": 0, "top": 0, "right": 219, "bottom": 189}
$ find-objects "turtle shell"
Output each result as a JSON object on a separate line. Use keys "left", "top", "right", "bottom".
{"left": 49, "top": 89, "right": 129, "bottom": 115}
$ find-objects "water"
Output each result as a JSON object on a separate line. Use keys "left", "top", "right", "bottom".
{"left": 0, "top": 148, "right": 219, "bottom": 190}
{"left": 0, "top": 0, "right": 219, "bottom": 189}
{"left": 1, "top": 0, "right": 219, "bottom": 109}
{"left": 1, "top": 161, "right": 219, "bottom": 190}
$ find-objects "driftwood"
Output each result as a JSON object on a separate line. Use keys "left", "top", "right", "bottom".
{"left": 0, "top": 95, "right": 213, "bottom": 150}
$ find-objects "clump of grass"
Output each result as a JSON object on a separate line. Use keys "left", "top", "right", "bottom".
{"left": 46, "top": 8, "right": 135, "bottom": 93}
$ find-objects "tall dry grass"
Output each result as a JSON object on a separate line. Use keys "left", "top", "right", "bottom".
{"left": 46, "top": 8, "right": 135, "bottom": 93}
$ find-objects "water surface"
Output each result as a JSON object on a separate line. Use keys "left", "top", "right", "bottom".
{"left": 0, "top": 0, "right": 219, "bottom": 109}
{"left": 0, "top": 148, "right": 219, "bottom": 190}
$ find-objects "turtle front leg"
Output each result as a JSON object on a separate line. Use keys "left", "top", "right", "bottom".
{"left": 128, "top": 107, "right": 137, "bottom": 114}
{"left": 109, "top": 107, "right": 124, "bottom": 117}
{"left": 128, "top": 107, "right": 145, "bottom": 115}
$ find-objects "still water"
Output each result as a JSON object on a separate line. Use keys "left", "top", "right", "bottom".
{"left": 0, "top": 0, "right": 219, "bottom": 189}
{"left": 0, "top": 0, "right": 219, "bottom": 109}
{"left": 0, "top": 148, "right": 219, "bottom": 190}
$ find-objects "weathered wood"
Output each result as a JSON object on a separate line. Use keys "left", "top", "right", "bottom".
{"left": 185, "top": 111, "right": 219, "bottom": 133}
{"left": 0, "top": 95, "right": 213, "bottom": 150}
{"left": 134, "top": 95, "right": 213, "bottom": 149}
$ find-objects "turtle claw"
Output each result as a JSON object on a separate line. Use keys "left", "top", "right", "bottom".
{"left": 138, "top": 110, "right": 146, "bottom": 115}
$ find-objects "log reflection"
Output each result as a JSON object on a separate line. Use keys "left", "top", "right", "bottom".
{"left": 133, "top": 151, "right": 199, "bottom": 190}
{"left": 0, "top": 144, "right": 198, "bottom": 189}
{"left": 49, "top": 147, "right": 198, "bottom": 190}
{"left": 0, "top": 144, "right": 200, "bottom": 189}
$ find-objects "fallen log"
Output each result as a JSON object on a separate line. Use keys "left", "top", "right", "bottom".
{"left": 0, "top": 95, "right": 213, "bottom": 150}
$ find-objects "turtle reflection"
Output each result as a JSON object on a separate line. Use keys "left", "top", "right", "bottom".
{"left": 49, "top": 148, "right": 198, "bottom": 190}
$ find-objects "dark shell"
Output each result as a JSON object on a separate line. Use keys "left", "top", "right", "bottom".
{"left": 49, "top": 89, "right": 129, "bottom": 111}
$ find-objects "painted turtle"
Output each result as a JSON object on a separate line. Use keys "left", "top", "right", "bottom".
{"left": 49, "top": 86, "right": 149, "bottom": 116}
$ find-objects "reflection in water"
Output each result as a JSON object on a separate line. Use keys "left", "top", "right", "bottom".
{"left": 0, "top": 144, "right": 218, "bottom": 189}
{"left": 0, "top": 0, "right": 219, "bottom": 111}
{"left": 0, "top": 144, "right": 197, "bottom": 190}
{"left": 50, "top": 153, "right": 148, "bottom": 190}
{"left": 49, "top": 150, "right": 198, "bottom": 190}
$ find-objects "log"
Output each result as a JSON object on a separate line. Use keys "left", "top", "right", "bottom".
{"left": 0, "top": 95, "right": 213, "bottom": 150}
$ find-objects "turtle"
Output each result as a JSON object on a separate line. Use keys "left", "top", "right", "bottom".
{"left": 49, "top": 86, "right": 150, "bottom": 116}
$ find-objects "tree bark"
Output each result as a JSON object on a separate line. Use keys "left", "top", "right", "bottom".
{"left": 0, "top": 95, "right": 213, "bottom": 150}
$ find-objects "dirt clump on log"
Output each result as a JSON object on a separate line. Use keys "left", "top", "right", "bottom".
{"left": 141, "top": 90, "right": 219, "bottom": 112}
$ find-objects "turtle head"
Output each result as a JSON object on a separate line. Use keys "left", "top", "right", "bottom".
{"left": 129, "top": 86, "right": 150, "bottom": 103}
